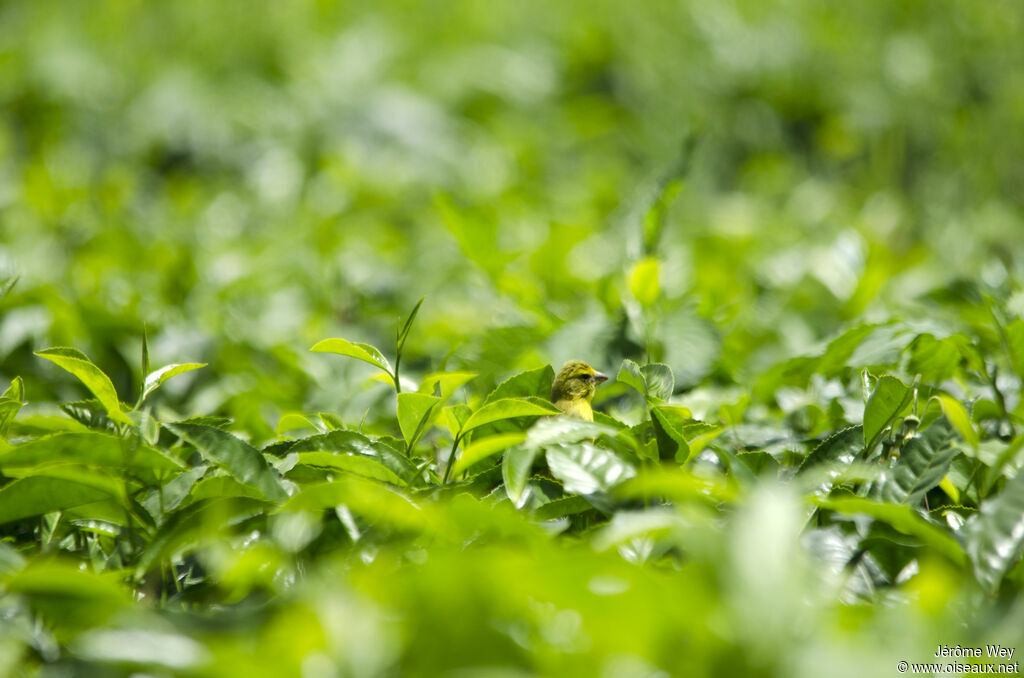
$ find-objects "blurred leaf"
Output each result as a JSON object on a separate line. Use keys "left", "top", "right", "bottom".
{"left": 533, "top": 495, "right": 592, "bottom": 521}
{"left": 0, "top": 275, "right": 18, "bottom": 303}
{"left": 0, "top": 475, "right": 120, "bottom": 524}
{"left": 141, "top": 363, "right": 206, "bottom": 403}
{"left": 937, "top": 395, "right": 978, "bottom": 450}
{"left": 310, "top": 338, "right": 393, "bottom": 374}
{"left": 282, "top": 476, "right": 428, "bottom": 532}
{"left": 814, "top": 496, "right": 965, "bottom": 566}
{"left": 168, "top": 423, "right": 287, "bottom": 502}
{"left": 0, "top": 377, "right": 25, "bottom": 437}
{"left": 863, "top": 374, "right": 913, "bottom": 451}
{"left": 34, "top": 348, "right": 133, "bottom": 426}
{"left": 628, "top": 257, "right": 660, "bottom": 307}
{"left": 0, "top": 432, "right": 182, "bottom": 478}
{"left": 453, "top": 432, "right": 526, "bottom": 476}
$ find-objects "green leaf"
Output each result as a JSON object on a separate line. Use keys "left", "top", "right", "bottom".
{"left": 862, "top": 374, "right": 913, "bottom": 451}
{"left": 641, "top": 363, "right": 674, "bottom": 401}
{"left": 141, "top": 363, "right": 207, "bottom": 402}
{"left": 628, "top": 256, "right": 660, "bottom": 307}
{"left": 484, "top": 365, "right": 555, "bottom": 404}
{"left": 873, "top": 419, "right": 957, "bottom": 506}
{"left": 296, "top": 451, "right": 405, "bottom": 485}
{"left": 0, "top": 432, "right": 183, "bottom": 476}
{"left": 813, "top": 496, "right": 965, "bottom": 566}
{"left": 523, "top": 416, "right": 618, "bottom": 450}
{"left": 444, "top": 404, "right": 473, "bottom": 438}
{"left": 616, "top": 359, "right": 645, "bottom": 395}
{"left": 420, "top": 371, "right": 476, "bottom": 401}
{"left": 2, "top": 376, "right": 24, "bottom": 403}
{"left": 963, "top": 463, "right": 1024, "bottom": 593}
{"left": 310, "top": 338, "right": 393, "bottom": 374}
{"left": 460, "top": 397, "right": 560, "bottom": 436}
{"left": 1005, "top": 318, "right": 1024, "bottom": 379}
{"left": 937, "top": 395, "right": 978, "bottom": 450}
{"left": 397, "top": 296, "right": 425, "bottom": 354}
{"left": 34, "top": 347, "right": 133, "bottom": 426}
{"left": 397, "top": 392, "right": 441, "bottom": 450}
{"left": 0, "top": 475, "right": 119, "bottom": 524}
{"left": 453, "top": 432, "right": 526, "bottom": 476}
{"left": 502, "top": 445, "right": 539, "bottom": 508}
{"left": 651, "top": 406, "right": 691, "bottom": 462}
{"left": 281, "top": 476, "right": 429, "bottom": 532}
{"left": 799, "top": 426, "right": 864, "bottom": 473}
{"left": 546, "top": 443, "right": 636, "bottom": 496}
{"left": 0, "top": 275, "right": 18, "bottom": 303}
{"left": 276, "top": 413, "right": 321, "bottom": 435}
{"left": 168, "top": 423, "right": 288, "bottom": 502}
{"left": 284, "top": 430, "right": 418, "bottom": 482}
{"left": 533, "top": 495, "right": 592, "bottom": 521}
{"left": 0, "top": 377, "right": 25, "bottom": 438}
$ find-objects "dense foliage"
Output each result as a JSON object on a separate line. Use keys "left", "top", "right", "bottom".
{"left": 2, "top": 1, "right": 1024, "bottom": 676}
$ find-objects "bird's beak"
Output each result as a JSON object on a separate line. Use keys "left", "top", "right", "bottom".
{"left": 593, "top": 371, "right": 608, "bottom": 384}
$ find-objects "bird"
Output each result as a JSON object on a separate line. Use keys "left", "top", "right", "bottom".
{"left": 550, "top": 360, "right": 608, "bottom": 422}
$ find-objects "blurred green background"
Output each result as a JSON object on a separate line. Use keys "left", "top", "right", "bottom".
{"left": 3, "top": 3, "right": 1024, "bottom": 675}
{"left": 3, "top": 0, "right": 1022, "bottom": 438}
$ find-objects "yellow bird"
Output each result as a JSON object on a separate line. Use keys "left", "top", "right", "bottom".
{"left": 551, "top": 360, "right": 608, "bottom": 422}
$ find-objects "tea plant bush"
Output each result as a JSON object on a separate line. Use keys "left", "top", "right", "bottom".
{"left": 2, "top": 1, "right": 1024, "bottom": 676}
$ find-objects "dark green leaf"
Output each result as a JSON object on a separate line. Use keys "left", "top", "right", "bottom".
{"left": 863, "top": 374, "right": 913, "bottom": 451}
{"left": 483, "top": 365, "right": 555, "bottom": 404}
{"left": 167, "top": 423, "right": 287, "bottom": 502}
{"left": 964, "top": 464, "right": 1024, "bottom": 593}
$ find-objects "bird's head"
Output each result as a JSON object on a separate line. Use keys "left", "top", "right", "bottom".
{"left": 551, "top": 360, "right": 608, "bottom": 403}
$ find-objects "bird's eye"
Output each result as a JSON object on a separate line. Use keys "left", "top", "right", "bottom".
{"left": 580, "top": 373, "right": 592, "bottom": 381}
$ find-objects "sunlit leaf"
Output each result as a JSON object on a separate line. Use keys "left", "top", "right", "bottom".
{"left": 453, "top": 432, "right": 526, "bottom": 475}
{"left": 310, "top": 338, "right": 393, "bottom": 374}
{"left": 34, "top": 348, "right": 133, "bottom": 426}
{"left": 459, "top": 397, "right": 560, "bottom": 435}
{"left": 628, "top": 257, "right": 660, "bottom": 307}
{"left": 937, "top": 394, "right": 978, "bottom": 450}
{"left": 141, "top": 363, "right": 206, "bottom": 402}
{"left": 397, "top": 392, "right": 441, "bottom": 449}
